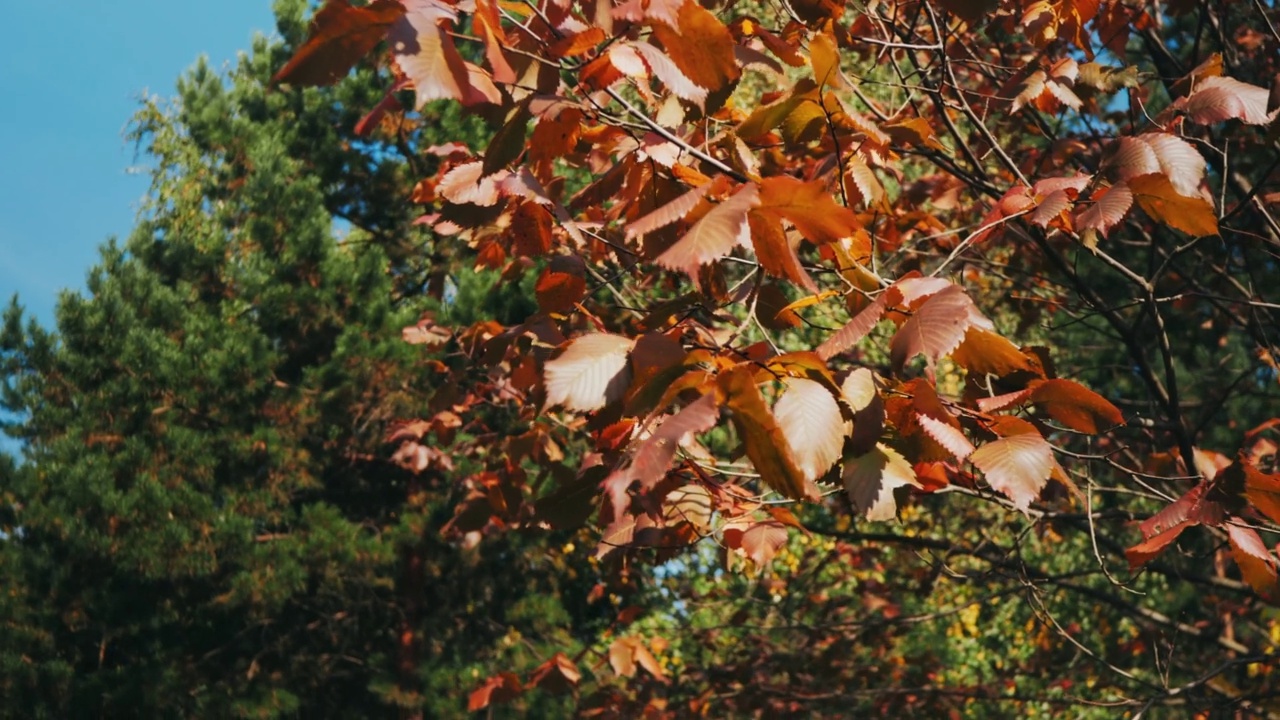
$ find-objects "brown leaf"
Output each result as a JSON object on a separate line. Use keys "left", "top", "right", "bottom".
{"left": 529, "top": 653, "right": 582, "bottom": 695}
{"left": 890, "top": 285, "right": 987, "bottom": 375}
{"left": 390, "top": 0, "right": 499, "bottom": 108}
{"left": 1184, "top": 76, "right": 1276, "bottom": 126}
{"left": 747, "top": 210, "right": 818, "bottom": 292}
{"left": 536, "top": 265, "right": 587, "bottom": 314}
{"left": 1227, "top": 524, "right": 1280, "bottom": 601}
{"left": 970, "top": 430, "right": 1055, "bottom": 511}
{"left": 272, "top": 0, "right": 404, "bottom": 87}
{"left": 843, "top": 443, "right": 920, "bottom": 520}
{"left": 950, "top": 327, "right": 1037, "bottom": 377}
{"left": 656, "top": 183, "right": 759, "bottom": 280}
{"left": 774, "top": 377, "right": 845, "bottom": 482}
{"left": 739, "top": 520, "right": 789, "bottom": 567}
{"left": 1245, "top": 464, "right": 1280, "bottom": 525}
{"left": 544, "top": 334, "right": 635, "bottom": 412}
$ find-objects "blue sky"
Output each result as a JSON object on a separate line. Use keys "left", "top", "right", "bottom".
{"left": 0, "top": 1, "right": 276, "bottom": 327}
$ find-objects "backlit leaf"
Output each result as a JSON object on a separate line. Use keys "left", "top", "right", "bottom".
{"left": 272, "top": 0, "right": 405, "bottom": 86}
{"left": 1127, "top": 173, "right": 1219, "bottom": 237}
{"left": 391, "top": 0, "right": 497, "bottom": 107}
{"left": 544, "top": 334, "right": 636, "bottom": 412}
{"left": 890, "top": 285, "right": 986, "bottom": 374}
{"left": 1227, "top": 524, "right": 1280, "bottom": 601}
{"left": 774, "top": 377, "right": 845, "bottom": 482}
{"left": 720, "top": 365, "right": 808, "bottom": 500}
{"left": 627, "top": 184, "right": 710, "bottom": 240}
{"left": 842, "top": 443, "right": 920, "bottom": 521}
{"left": 917, "top": 414, "right": 975, "bottom": 461}
{"left": 656, "top": 183, "right": 760, "bottom": 279}
{"left": 1184, "top": 76, "right": 1276, "bottom": 126}
{"left": 1029, "top": 378, "right": 1124, "bottom": 433}
{"left": 970, "top": 431, "right": 1055, "bottom": 511}
{"left": 650, "top": 2, "right": 741, "bottom": 95}
{"left": 758, "top": 176, "right": 860, "bottom": 244}
{"left": 1075, "top": 182, "right": 1133, "bottom": 239}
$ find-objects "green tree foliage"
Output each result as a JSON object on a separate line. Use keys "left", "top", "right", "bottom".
{"left": 0, "top": 3, "right": 600, "bottom": 716}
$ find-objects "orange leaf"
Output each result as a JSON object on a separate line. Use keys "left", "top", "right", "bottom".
{"left": 547, "top": 27, "right": 606, "bottom": 59}
{"left": 758, "top": 176, "right": 860, "bottom": 244}
{"left": 1029, "top": 378, "right": 1124, "bottom": 433}
{"left": 719, "top": 365, "right": 809, "bottom": 500}
{"left": 950, "top": 327, "right": 1037, "bottom": 378}
{"left": 1126, "top": 173, "right": 1219, "bottom": 237}
{"left": 747, "top": 210, "right": 818, "bottom": 292}
{"left": 650, "top": 2, "right": 741, "bottom": 96}
{"left": 272, "top": 0, "right": 405, "bottom": 86}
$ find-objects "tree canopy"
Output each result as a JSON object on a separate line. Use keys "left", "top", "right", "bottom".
{"left": 5, "top": 0, "right": 1280, "bottom": 716}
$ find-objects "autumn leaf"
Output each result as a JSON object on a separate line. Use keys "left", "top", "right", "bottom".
{"left": 720, "top": 365, "right": 809, "bottom": 500}
{"left": 390, "top": 0, "right": 499, "bottom": 108}
{"left": 890, "top": 285, "right": 991, "bottom": 375}
{"left": 650, "top": 1, "right": 741, "bottom": 96}
{"left": 1183, "top": 76, "right": 1277, "bottom": 126}
{"left": 656, "top": 183, "right": 760, "bottom": 279}
{"left": 544, "top": 334, "right": 636, "bottom": 412}
{"left": 1227, "top": 524, "right": 1280, "bottom": 601}
{"left": 757, "top": 175, "right": 860, "bottom": 244}
{"left": 970, "top": 429, "right": 1056, "bottom": 512}
{"left": 842, "top": 443, "right": 921, "bottom": 521}
{"left": 1075, "top": 182, "right": 1133, "bottom": 240}
{"left": 774, "top": 377, "right": 845, "bottom": 482}
{"left": 603, "top": 393, "right": 720, "bottom": 519}
{"left": 272, "top": 0, "right": 405, "bottom": 87}
{"left": 1029, "top": 378, "right": 1124, "bottom": 433}
{"left": 917, "top": 414, "right": 976, "bottom": 461}
{"left": 1126, "top": 173, "right": 1219, "bottom": 237}
{"left": 468, "top": 672, "right": 522, "bottom": 711}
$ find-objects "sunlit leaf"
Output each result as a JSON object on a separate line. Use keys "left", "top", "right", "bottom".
{"left": 774, "top": 377, "right": 845, "bottom": 482}
{"left": 272, "top": 0, "right": 405, "bottom": 86}
{"left": 842, "top": 443, "right": 920, "bottom": 521}
{"left": 970, "top": 431, "right": 1055, "bottom": 511}
{"left": 656, "top": 183, "right": 760, "bottom": 279}
{"left": 544, "top": 333, "right": 636, "bottom": 412}
{"left": 1127, "top": 173, "right": 1219, "bottom": 237}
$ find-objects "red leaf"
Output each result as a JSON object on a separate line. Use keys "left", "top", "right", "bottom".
{"left": 1125, "top": 520, "right": 1194, "bottom": 569}
{"left": 730, "top": 520, "right": 789, "bottom": 567}
{"left": 272, "top": 0, "right": 405, "bottom": 87}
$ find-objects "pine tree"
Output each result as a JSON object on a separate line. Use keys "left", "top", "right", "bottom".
{"left": 0, "top": 2, "right": 600, "bottom": 716}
